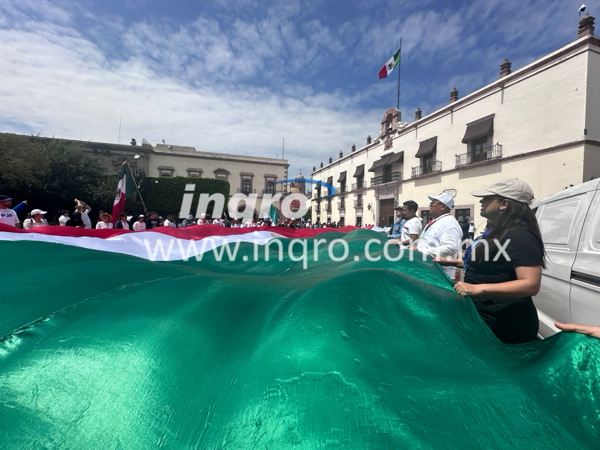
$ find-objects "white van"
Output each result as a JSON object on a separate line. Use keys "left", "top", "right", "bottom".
{"left": 532, "top": 178, "right": 600, "bottom": 338}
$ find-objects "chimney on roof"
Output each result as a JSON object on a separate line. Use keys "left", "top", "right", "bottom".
{"left": 130, "top": 138, "right": 137, "bottom": 146}
{"left": 367, "top": 135, "right": 372, "bottom": 144}
{"left": 500, "top": 59, "right": 512, "bottom": 78}
{"left": 579, "top": 13, "right": 595, "bottom": 38}
{"left": 329, "top": 156, "right": 332, "bottom": 164}
{"left": 313, "top": 166, "right": 316, "bottom": 171}
{"left": 450, "top": 87, "right": 459, "bottom": 103}
{"left": 351, "top": 144, "right": 356, "bottom": 152}
{"left": 339, "top": 151, "right": 343, "bottom": 159}
{"left": 320, "top": 161, "right": 323, "bottom": 168}
{"left": 415, "top": 108, "right": 422, "bottom": 121}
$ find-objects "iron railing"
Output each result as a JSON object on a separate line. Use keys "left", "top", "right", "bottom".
{"left": 371, "top": 171, "right": 403, "bottom": 186}
{"left": 354, "top": 199, "right": 363, "bottom": 209}
{"left": 351, "top": 181, "right": 367, "bottom": 190}
{"left": 337, "top": 201, "right": 345, "bottom": 211}
{"left": 455, "top": 144, "right": 502, "bottom": 168}
{"left": 411, "top": 161, "right": 442, "bottom": 178}
{"left": 337, "top": 185, "right": 347, "bottom": 194}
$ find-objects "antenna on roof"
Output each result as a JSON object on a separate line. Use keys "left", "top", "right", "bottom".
{"left": 118, "top": 109, "right": 123, "bottom": 144}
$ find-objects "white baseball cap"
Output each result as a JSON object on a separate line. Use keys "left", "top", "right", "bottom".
{"left": 428, "top": 192, "right": 454, "bottom": 209}
{"left": 30, "top": 209, "right": 47, "bottom": 215}
{"left": 470, "top": 178, "right": 534, "bottom": 204}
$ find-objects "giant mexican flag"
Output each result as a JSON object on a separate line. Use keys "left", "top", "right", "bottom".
{"left": 0, "top": 224, "right": 598, "bottom": 448}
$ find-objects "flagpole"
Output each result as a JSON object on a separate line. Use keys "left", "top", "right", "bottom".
{"left": 396, "top": 38, "right": 402, "bottom": 110}
{"left": 125, "top": 160, "right": 148, "bottom": 213}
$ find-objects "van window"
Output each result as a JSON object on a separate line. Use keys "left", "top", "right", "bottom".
{"left": 593, "top": 214, "right": 600, "bottom": 246}
{"left": 538, "top": 199, "right": 580, "bottom": 245}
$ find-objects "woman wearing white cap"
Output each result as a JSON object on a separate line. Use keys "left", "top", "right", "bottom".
{"left": 133, "top": 215, "right": 146, "bottom": 232}
{"left": 23, "top": 209, "right": 49, "bottom": 229}
{"left": 453, "top": 178, "right": 546, "bottom": 344}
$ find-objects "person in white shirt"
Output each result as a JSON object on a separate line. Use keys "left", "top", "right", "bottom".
{"left": 133, "top": 215, "right": 146, "bottom": 232}
{"left": 23, "top": 209, "right": 49, "bottom": 228}
{"left": 416, "top": 192, "right": 462, "bottom": 279}
{"left": 468, "top": 221, "right": 476, "bottom": 240}
{"left": 96, "top": 213, "right": 114, "bottom": 229}
{"left": 197, "top": 213, "right": 208, "bottom": 225}
{"left": 74, "top": 199, "right": 92, "bottom": 229}
{"left": 0, "top": 195, "right": 20, "bottom": 227}
{"left": 58, "top": 210, "right": 71, "bottom": 226}
{"left": 163, "top": 214, "right": 176, "bottom": 227}
{"left": 399, "top": 200, "right": 422, "bottom": 247}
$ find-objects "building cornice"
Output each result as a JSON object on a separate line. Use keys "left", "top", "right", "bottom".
{"left": 152, "top": 149, "right": 289, "bottom": 168}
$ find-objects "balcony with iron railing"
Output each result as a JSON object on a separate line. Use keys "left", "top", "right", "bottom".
{"left": 337, "top": 185, "right": 347, "bottom": 194}
{"left": 371, "top": 171, "right": 402, "bottom": 186}
{"left": 456, "top": 144, "right": 502, "bottom": 168}
{"left": 354, "top": 199, "right": 363, "bottom": 209}
{"left": 337, "top": 201, "right": 346, "bottom": 211}
{"left": 351, "top": 181, "right": 367, "bottom": 191}
{"left": 411, "top": 161, "right": 442, "bottom": 178}
{"left": 325, "top": 202, "right": 332, "bottom": 212}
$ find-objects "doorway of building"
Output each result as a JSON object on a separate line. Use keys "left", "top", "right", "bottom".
{"left": 420, "top": 209, "right": 432, "bottom": 228}
{"left": 379, "top": 199, "right": 395, "bottom": 227}
{"left": 454, "top": 208, "right": 470, "bottom": 224}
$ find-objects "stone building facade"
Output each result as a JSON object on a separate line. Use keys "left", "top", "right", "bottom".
{"left": 5, "top": 135, "right": 289, "bottom": 215}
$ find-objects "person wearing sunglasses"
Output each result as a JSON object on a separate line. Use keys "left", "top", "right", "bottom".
{"left": 416, "top": 192, "right": 463, "bottom": 279}
{"left": 453, "top": 179, "right": 546, "bottom": 344}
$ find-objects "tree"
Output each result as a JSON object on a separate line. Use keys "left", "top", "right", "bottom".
{"left": 0, "top": 133, "right": 48, "bottom": 190}
{"left": 0, "top": 133, "right": 109, "bottom": 221}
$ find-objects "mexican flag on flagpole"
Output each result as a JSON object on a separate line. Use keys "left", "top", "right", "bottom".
{"left": 111, "top": 160, "right": 137, "bottom": 222}
{"left": 378, "top": 48, "right": 401, "bottom": 79}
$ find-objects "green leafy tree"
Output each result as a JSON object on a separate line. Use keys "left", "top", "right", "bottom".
{"left": 0, "top": 133, "right": 109, "bottom": 221}
{"left": 0, "top": 133, "right": 48, "bottom": 190}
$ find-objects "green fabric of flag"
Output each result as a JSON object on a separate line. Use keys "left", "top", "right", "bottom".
{"left": 269, "top": 203, "right": 279, "bottom": 223}
{"left": 1, "top": 230, "right": 599, "bottom": 448}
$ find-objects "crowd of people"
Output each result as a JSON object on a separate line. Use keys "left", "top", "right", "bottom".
{"left": 383, "top": 179, "right": 598, "bottom": 345}
{"left": 1, "top": 181, "right": 599, "bottom": 344}
{"left": 0, "top": 196, "right": 318, "bottom": 230}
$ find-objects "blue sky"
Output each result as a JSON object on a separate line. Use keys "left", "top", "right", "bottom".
{"left": 0, "top": 0, "right": 594, "bottom": 177}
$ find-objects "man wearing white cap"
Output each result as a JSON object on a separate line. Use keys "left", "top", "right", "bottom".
{"left": 23, "top": 209, "right": 49, "bottom": 228}
{"left": 417, "top": 192, "right": 463, "bottom": 278}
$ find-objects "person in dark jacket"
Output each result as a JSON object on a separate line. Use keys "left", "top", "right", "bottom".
{"left": 114, "top": 213, "right": 130, "bottom": 230}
